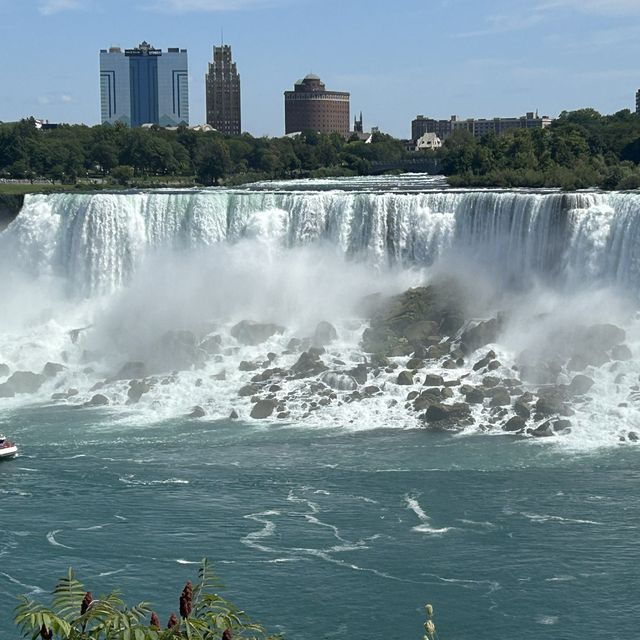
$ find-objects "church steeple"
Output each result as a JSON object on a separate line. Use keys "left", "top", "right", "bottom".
{"left": 354, "top": 111, "right": 363, "bottom": 133}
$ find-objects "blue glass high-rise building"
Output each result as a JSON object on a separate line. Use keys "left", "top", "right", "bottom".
{"left": 100, "top": 42, "right": 189, "bottom": 127}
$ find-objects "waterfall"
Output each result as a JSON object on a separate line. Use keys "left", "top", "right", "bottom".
{"left": 2, "top": 188, "right": 640, "bottom": 298}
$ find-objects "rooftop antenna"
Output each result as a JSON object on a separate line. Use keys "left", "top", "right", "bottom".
{"left": 221, "top": 26, "right": 224, "bottom": 45}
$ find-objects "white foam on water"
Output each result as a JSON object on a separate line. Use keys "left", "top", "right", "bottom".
{"left": 119, "top": 476, "right": 189, "bottom": 486}
{"left": 405, "top": 494, "right": 454, "bottom": 536}
{"left": 521, "top": 512, "right": 604, "bottom": 525}
{"left": 0, "top": 571, "right": 45, "bottom": 594}
{"left": 97, "top": 568, "right": 126, "bottom": 577}
{"left": 242, "top": 511, "right": 280, "bottom": 553}
{"left": 46, "top": 530, "right": 73, "bottom": 549}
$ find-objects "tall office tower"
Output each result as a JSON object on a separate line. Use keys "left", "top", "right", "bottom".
{"left": 100, "top": 41, "right": 189, "bottom": 127}
{"left": 284, "top": 74, "right": 350, "bottom": 136}
{"left": 205, "top": 45, "right": 241, "bottom": 135}
{"left": 636, "top": 89, "right": 640, "bottom": 115}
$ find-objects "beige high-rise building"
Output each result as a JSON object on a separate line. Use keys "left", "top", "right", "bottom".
{"left": 205, "top": 45, "right": 241, "bottom": 135}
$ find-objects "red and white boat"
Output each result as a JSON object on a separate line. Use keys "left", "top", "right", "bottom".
{"left": 0, "top": 435, "right": 17, "bottom": 460}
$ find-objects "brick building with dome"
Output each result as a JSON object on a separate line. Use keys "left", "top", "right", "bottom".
{"left": 284, "top": 74, "right": 350, "bottom": 136}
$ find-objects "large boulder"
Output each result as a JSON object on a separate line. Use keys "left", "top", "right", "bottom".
{"left": 42, "top": 362, "right": 66, "bottom": 378}
{"left": 231, "top": 321, "right": 285, "bottom": 346}
{"left": 488, "top": 387, "right": 511, "bottom": 407}
{"left": 5, "top": 371, "right": 46, "bottom": 394}
{"left": 535, "top": 388, "right": 567, "bottom": 417}
{"left": 348, "top": 364, "right": 368, "bottom": 385}
{"left": 465, "top": 388, "right": 485, "bottom": 404}
{"left": 290, "top": 351, "right": 328, "bottom": 379}
{"left": 424, "top": 402, "right": 471, "bottom": 426}
{"left": 513, "top": 401, "right": 531, "bottom": 419}
{"left": 127, "top": 380, "right": 151, "bottom": 404}
{"left": 0, "top": 384, "right": 15, "bottom": 398}
{"left": 568, "top": 375, "right": 594, "bottom": 396}
{"left": 406, "top": 358, "right": 425, "bottom": 370}
{"left": 313, "top": 321, "right": 338, "bottom": 347}
{"left": 362, "top": 280, "right": 466, "bottom": 356}
{"left": 52, "top": 388, "right": 79, "bottom": 401}
{"left": 321, "top": 372, "right": 359, "bottom": 391}
{"left": 238, "top": 384, "right": 260, "bottom": 397}
{"left": 612, "top": 344, "right": 632, "bottom": 361}
{"left": 503, "top": 416, "right": 526, "bottom": 432}
{"left": 530, "top": 422, "right": 555, "bottom": 438}
{"left": 188, "top": 406, "right": 206, "bottom": 418}
{"left": 584, "top": 324, "right": 625, "bottom": 351}
{"left": 562, "top": 324, "right": 624, "bottom": 369}
{"left": 461, "top": 317, "right": 502, "bottom": 353}
{"left": 239, "top": 360, "right": 261, "bottom": 372}
{"left": 250, "top": 399, "right": 277, "bottom": 419}
{"left": 424, "top": 374, "right": 445, "bottom": 387}
{"left": 425, "top": 343, "right": 451, "bottom": 360}
{"left": 413, "top": 389, "right": 443, "bottom": 411}
{"left": 84, "top": 394, "right": 109, "bottom": 407}
{"left": 252, "top": 368, "right": 286, "bottom": 383}
{"left": 396, "top": 370, "right": 414, "bottom": 385}
{"left": 403, "top": 321, "right": 440, "bottom": 343}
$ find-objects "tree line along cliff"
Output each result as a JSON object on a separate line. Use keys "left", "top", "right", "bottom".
{"left": 2, "top": 109, "right": 640, "bottom": 190}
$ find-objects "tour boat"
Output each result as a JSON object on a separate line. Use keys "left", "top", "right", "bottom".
{"left": 0, "top": 435, "right": 18, "bottom": 460}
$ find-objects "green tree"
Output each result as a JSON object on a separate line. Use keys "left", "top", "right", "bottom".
{"left": 91, "top": 141, "right": 119, "bottom": 175}
{"left": 195, "top": 137, "right": 231, "bottom": 185}
{"left": 110, "top": 165, "right": 135, "bottom": 186}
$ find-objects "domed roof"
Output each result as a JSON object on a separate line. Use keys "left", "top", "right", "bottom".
{"left": 304, "top": 73, "right": 321, "bottom": 81}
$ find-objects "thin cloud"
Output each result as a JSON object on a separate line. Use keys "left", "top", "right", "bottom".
{"left": 456, "top": 0, "right": 640, "bottom": 38}
{"left": 37, "top": 93, "right": 74, "bottom": 105}
{"left": 38, "top": 0, "right": 84, "bottom": 15}
{"left": 148, "top": 0, "right": 285, "bottom": 12}
{"left": 456, "top": 11, "right": 545, "bottom": 37}
{"left": 537, "top": 0, "right": 640, "bottom": 15}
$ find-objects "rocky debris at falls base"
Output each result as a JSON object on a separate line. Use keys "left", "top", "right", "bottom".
{"left": 3, "top": 282, "right": 639, "bottom": 443}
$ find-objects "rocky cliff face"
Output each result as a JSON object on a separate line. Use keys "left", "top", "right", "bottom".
{"left": 0, "top": 195, "right": 23, "bottom": 230}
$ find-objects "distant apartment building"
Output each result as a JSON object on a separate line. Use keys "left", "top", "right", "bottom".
{"left": 284, "top": 74, "right": 350, "bottom": 136}
{"left": 412, "top": 116, "right": 453, "bottom": 142}
{"left": 100, "top": 41, "right": 189, "bottom": 127}
{"left": 411, "top": 112, "right": 553, "bottom": 142}
{"left": 636, "top": 89, "right": 640, "bottom": 115}
{"left": 206, "top": 45, "right": 241, "bottom": 135}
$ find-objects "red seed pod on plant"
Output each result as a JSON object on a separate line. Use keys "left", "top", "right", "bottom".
{"left": 80, "top": 591, "right": 93, "bottom": 615}
{"left": 179, "top": 581, "right": 193, "bottom": 618}
{"left": 150, "top": 612, "right": 161, "bottom": 629}
{"left": 39, "top": 624, "right": 53, "bottom": 640}
{"left": 167, "top": 613, "right": 179, "bottom": 629}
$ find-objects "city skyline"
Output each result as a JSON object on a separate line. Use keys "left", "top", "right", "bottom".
{"left": 1, "top": 0, "right": 640, "bottom": 137}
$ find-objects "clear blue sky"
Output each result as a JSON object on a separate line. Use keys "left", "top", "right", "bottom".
{"left": 1, "top": 0, "right": 639, "bottom": 138}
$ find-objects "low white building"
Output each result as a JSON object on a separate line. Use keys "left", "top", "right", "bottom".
{"left": 416, "top": 132, "right": 442, "bottom": 151}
